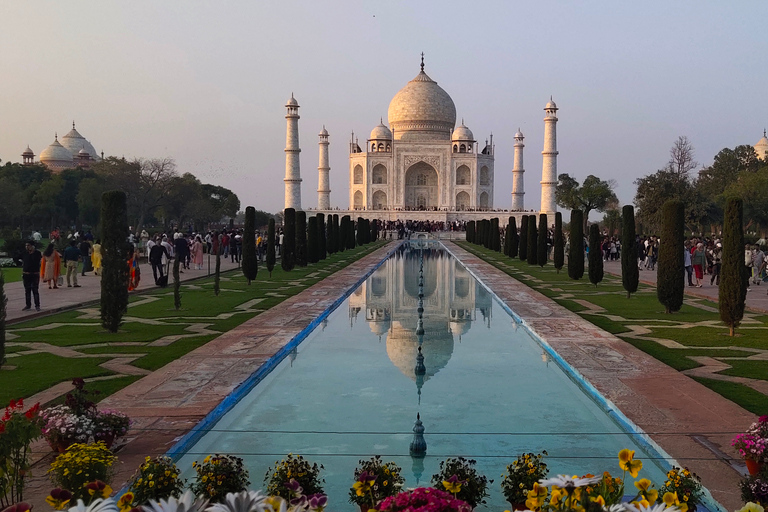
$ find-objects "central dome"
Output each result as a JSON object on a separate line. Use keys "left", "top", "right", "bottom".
{"left": 387, "top": 68, "right": 456, "bottom": 141}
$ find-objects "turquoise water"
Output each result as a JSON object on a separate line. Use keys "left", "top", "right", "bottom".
{"left": 177, "top": 243, "right": 672, "bottom": 509}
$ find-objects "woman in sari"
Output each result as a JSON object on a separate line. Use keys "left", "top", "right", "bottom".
{"left": 191, "top": 235, "right": 204, "bottom": 270}
{"left": 40, "top": 243, "right": 61, "bottom": 289}
{"left": 128, "top": 244, "right": 141, "bottom": 291}
{"left": 91, "top": 239, "right": 102, "bottom": 276}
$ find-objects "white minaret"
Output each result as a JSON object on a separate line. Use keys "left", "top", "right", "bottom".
{"left": 511, "top": 129, "right": 525, "bottom": 210}
{"left": 540, "top": 97, "right": 559, "bottom": 216}
{"left": 317, "top": 126, "right": 331, "bottom": 209}
{"left": 284, "top": 93, "right": 302, "bottom": 210}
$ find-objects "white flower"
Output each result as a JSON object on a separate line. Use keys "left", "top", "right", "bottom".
{"left": 539, "top": 474, "right": 602, "bottom": 488}
{"left": 206, "top": 491, "right": 269, "bottom": 512}
{"left": 67, "top": 498, "right": 118, "bottom": 512}
{"left": 631, "top": 504, "right": 678, "bottom": 512}
{"left": 603, "top": 505, "right": 630, "bottom": 512}
{"left": 144, "top": 490, "right": 209, "bottom": 512}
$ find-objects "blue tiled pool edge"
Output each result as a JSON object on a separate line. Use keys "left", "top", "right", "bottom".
{"left": 165, "top": 241, "right": 404, "bottom": 461}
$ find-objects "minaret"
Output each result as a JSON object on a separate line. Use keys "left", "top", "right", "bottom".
{"left": 511, "top": 129, "right": 525, "bottom": 210}
{"left": 540, "top": 97, "right": 559, "bottom": 216}
{"left": 284, "top": 93, "right": 302, "bottom": 210}
{"left": 317, "top": 126, "right": 331, "bottom": 209}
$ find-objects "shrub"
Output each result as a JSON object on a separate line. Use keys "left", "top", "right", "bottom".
{"left": 264, "top": 453, "right": 324, "bottom": 501}
{"left": 526, "top": 215, "right": 537, "bottom": 265}
{"left": 657, "top": 200, "right": 685, "bottom": 314}
{"left": 519, "top": 215, "right": 528, "bottom": 261}
{"left": 537, "top": 214, "right": 547, "bottom": 267}
{"left": 588, "top": 224, "right": 604, "bottom": 286}
{"left": 500, "top": 451, "right": 548, "bottom": 507}
{"left": 720, "top": 197, "right": 748, "bottom": 336}
{"left": 0, "top": 399, "right": 43, "bottom": 507}
{"left": 553, "top": 212, "right": 564, "bottom": 272}
{"left": 348, "top": 456, "right": 405, "bottom": 510}
{"left": 190, "top": 454, "right": 250, "bottom": 503}
{"left": 242, "top": 206, "right": 258, "bottom": 284}
{"left": 281, "top": 208, "right": 296, "bottom": 271}
{"left": 430, "top": 456, "right": 491, "bottom": 508}
{"left": 568, "top": 209, "right": 584, "bottom": 280}
{"left": 509, "top": 217, "right": 519, "bottom": 258}
{"left": 266, "top": 219, "right": 276, "bottom": 277}
{"left": 621, "top": 205, "right": 639, "bottom": 298}
{"left": 100, "top": 191, "right": 129, "bottom": 333}
{"left": 48, "top": 442, "right": 116, "bottom": 500}
{"left": 129, "top": 456, "right": 185, "bottom": 505}
{"left": 658, "top": 466, "right": 703, "bottom": 512}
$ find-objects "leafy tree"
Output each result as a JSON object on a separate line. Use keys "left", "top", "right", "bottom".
{"left": 537, "top": 214, "right": 548, "bottom": 267}
{"left": 519, "top": 215, "right": 528, "bottom": 261}
{"left": 602, "top": 207, "right": 622, "bottom": 236}
{"left": 568, "top": 210, "right": 584, "bottom": 280}
{"left": 282, "top": 208, "right": 296, "bottom": 271}
{"left": 657, "top": 200, "right": 685, "bottom": 314}
{"left": 295, "top": 211, "right": 307, "bottom": 267}
{"left": 720, "top": 198, "right": 748, "bottom": 336}
{"left": 621, "top": 205, "right": 639, "bottom": 298}
{"left": 242, "top": 206, "right": 258, "bottom": 284}
{"left": 316, "top": 213, "right": 326, "bottom": 260}
{"left": 723, "top": 167, "right": 768, "bottom": 233}
{"left": 266, "top": 219, "right": 276, "bottom": 277}
{"left": 556, "top": 173, "right": 618, "bottom": 231}
{"left": 307, "top": 216, "right": 319, "bottom": 264}
{"left": 0, "top": 268, "right": 6, "bottom": 366}
{"left": 509, "top": 217, "right": 519, "bottom": 258}
{"left": 503, "top": 218, "right": 512, "bottom": 256}
{"left": 491, "top": 218, "right": 501, "bottom": 252}
{"left": 100, "top": 191, "right": 130, "bottom": 332}
{"left": 527, "top": 215, "right": 537, "bottom": 265}
{"left": 553, "top": 212, "right": 564, "bottom": 273}
{"left": 697, "top": 146, "right": 759, "bottom": 203}
{"left": 588, "top": 224, "right": 604, "bottom": 286}
{"left": 173, "top": 257, "right": 182, "bottom": 310}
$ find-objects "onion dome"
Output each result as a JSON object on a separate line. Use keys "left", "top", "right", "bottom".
{"left": 39, "top": 134, "right": 74, "bottom": 169}
{"left": 370, "top": 120, "right": 392, "bottom": 140}
{"left": 387, "top": 64, "right": 456, "bottom": 141}
{"left": 60, "top": 122, "right": 99, "bottom": 160}
{"left": 451, "top": 120, "right": 474, "bottom": 141}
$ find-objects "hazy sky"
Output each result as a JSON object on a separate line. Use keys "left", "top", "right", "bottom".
{"left": 2, "top": 1, "right": 766, "bottom": 217}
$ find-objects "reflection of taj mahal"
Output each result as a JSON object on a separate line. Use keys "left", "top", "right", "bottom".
{"left": 348, "top": 246, "right": 492, "bottom": 383}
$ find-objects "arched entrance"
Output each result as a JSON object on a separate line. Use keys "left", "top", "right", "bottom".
{"left": 404, "top": 161, "right": 438, "bottom": 210}
{"left": 372, "top": 190, "right": 387, "bottom": 210}
{"left": 456, "top": 191, "right": 470, "bottom": 210}
{"left": 479, "top": 191, "right": 489, "bottom": 209}
{"left": 354, "top": 190, "right": 364, "bottom": 209}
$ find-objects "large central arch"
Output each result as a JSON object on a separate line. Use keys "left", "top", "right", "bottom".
{"left": 404, "top": 161, "right": 439, "bottom": 209}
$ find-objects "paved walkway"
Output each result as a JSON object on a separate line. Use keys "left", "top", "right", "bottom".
{"left": 603, "top": 260, "right": 768, "bottom": 313}
{"left": 5, "top": 257, "right": 243, "bottom": 324}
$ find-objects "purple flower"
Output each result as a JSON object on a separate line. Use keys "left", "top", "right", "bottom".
{"left": 285, "top": 478, "right": 303, "bottom": 494}
{"left": 308, "top": 494, "right": 328, "bottom": 509}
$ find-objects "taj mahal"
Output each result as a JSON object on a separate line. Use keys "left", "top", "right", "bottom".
{"left": 283, "top": 57, "right": 560, "bottom": 223}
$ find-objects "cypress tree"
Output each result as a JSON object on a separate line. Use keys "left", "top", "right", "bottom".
{"left": 345, "top": 215, "right": 355, "bottom": 249}
{"left": 588, "top": 224, "right": 604, "bottom": 286}
{"left": 337, "top": 215, "right": 345, "bottom": 253}
{"left": 214, "top": 232, "right": 221, "bottom": 295}
{"left": 491, "top": 218, "right": 501, "bottom": 252}
{"left": 553, "top": 212, "right": 564, "bottom": 273}
{"left": 476, "top": 220, "right": 484, "bottom": 246}
{"left": 568, "top": 210, "right": 585, "bottom": 280}
{"left": 307, "top": 216, "right": 319, "bottom": 263}
{"left": 621, "top": 205, "right": 639, "bottom": 298}
{"left": 317, "top": 213, "right": 326, "bottom": 260}
{"left": 242, "top": 206, "right": 258, "bottom": 284}
{"left": 266, "top": 219, "right": 276, "bottom": 277}
{"left": 356, "top": 217, "right": 365, "bottom": 246}
{"left": 295, "top": 211, "right": 307, "bottom": 267}
{"left": 484, "top": 219, "right": 492, "bottom": 249}
{"left": 370, "top": 219, "right": 377, "bottom": 242}
{"left": 282, "top": 208, "right": 296, "bottom": 271}
{"left": 466, "top": 221, "right": 475, "bottom": 244}
{"left": 503, "top": 217, "right": 512, "bottom": 256}
{"left": 657, "top": 200, "right": 685, "bottom": 314}
{"left": 538, "top": 214, "right": 548, "bottom": 267}
{"left": 509, "top": 217, "right": 519, "bottom": 258}
{"left": 527, "top": 215, "right": 538, "bottom": 265}
{"left": 720, "top": 198, "right": 748, "bottom": 336}
{"left": 519, "top": 215, "right": 528, "bottom": 261}
{"left": 173, "top": 257, "right": 182, "bottom": 309}
{"left": 0, "top": 268, "right": 6, "bottom": 366}
{"left": 326, "top": 215, "right": 335, "bottom": 254}
{"left": 100, "top": 190, "right": 130, "bottom": 333}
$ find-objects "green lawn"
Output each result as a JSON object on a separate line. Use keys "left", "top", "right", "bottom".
{"left": 1, "top": 241, "right": 387, "bottom": 406}
{"left": 457, "top": 241, "right": 768, "bottom": 415}
{"left": 1, "top": 267, "right": 22, "bottom": 283}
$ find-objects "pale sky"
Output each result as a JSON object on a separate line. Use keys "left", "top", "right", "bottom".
{"left": 2, "top": 1, "right": 766, "bottom": 216}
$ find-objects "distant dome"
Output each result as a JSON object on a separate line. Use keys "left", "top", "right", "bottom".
{"left": 40, "top": 136, "right": 74, "bottom": 169}
{"left": 286, "top": 94, "right": 299, "bottom": 106}
{"left": 387, "top": 67, "right": 456, "bottom": 141}
{"left": 755, "top": 131, "right": 768, "bottom": 160}
{"left": 370, "top": 121, "right": 392, "bottom": 140}
{"left": 451, "top": 122, "right": 474, "bottom": 141}
{"left": 22, "top": 146, "right": 34, "bottom": 156}
{"left": 545, "top": 98, "right": 558, "bottom": 110}
{"left": 60, "top": 123, "right": 99, "bottom": 160}
{"left": 319, "top": 126, "right": 329, "bottom": 136}
{"left": 514, "top": 129, "right": 524, "bottom": 139}
{"left": 78, "top": 147, "right": 90, "bottom": 156}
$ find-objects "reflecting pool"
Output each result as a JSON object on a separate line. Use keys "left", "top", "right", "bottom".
{"left": 177, "top": 242, "right": 671, "bottom": 510}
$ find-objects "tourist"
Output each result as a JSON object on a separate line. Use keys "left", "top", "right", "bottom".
{"left": 91, "top": 239, "right": 102, "bottom": 276}
{"left": 40, "top": 243, "right": 62, "bottom": 289}
{"left": 79, "top": 238, "right": 93, "bottom": 276}
{"left": 221, "top": 231, "right": 230, "bottom": 258}
{"left": 230, "top": 230, "right": 239, "bottom": 263}
{"left": 683, "top": 241, "right": 693, "bottom": 286}
{"left": 128, "top": 244, "right": 141, "bottom": 291}
{"left": 22, "top": 241, "right": 42, "bottom": 311}
{"left": 148, "top": 238, "right": 169, "bottom": 284}
{"left": 63, "top": 240, "right": 82, "bottom": 288}
{"left": 191, "top": 235, "right": 204, "bottom": 270}
{"left": 277, "top": 230, "right": 283, "bottom": 256}
{"left": 709, "top": 243, "right": 722, "bottom": 286}
{"left": 174, "top": 233, "right": 189, "bottom": 271}
{"left": 691, "top": 242, "right": 706, "bottom": 287}
{"left": 751, "top": 245, "right": 765, "bottom": 285}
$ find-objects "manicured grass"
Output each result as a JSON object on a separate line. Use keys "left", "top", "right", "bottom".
{"left": 1, "top": 267, "right": 22, "bottom": 283}
{"left": 457, "top": 241, "right": 768, "bottom": 415}
{"left": 1, "top": 241, "right": 388, "bottom": 405}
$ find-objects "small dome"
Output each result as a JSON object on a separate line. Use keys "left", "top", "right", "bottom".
{"left": 370, "top": 121, "right": 392, "bottom": 140}
{"left": 22, "top": 146, "right": 34, "bottom": 156}
{"left": 451, "top": 121, "right": 473, "bottom": 141}
{"left": 40, "top": 136, "right": 74, "bottom": 167}
{"left": 78, "top": 147, "right": 90, "bottom": 156}
{"left": 319, "top": 126, "right": 329, "bottom": 136}
{"left": 286, "top": 94, "right": 299, "bottom": 107}
{"left": 514, "top": 129, "right": 524, "bottom": 139}
{"left": 545, "top": 98, "right": 558, "bottom": 110}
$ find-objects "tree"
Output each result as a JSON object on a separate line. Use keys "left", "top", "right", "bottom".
{"left": 553, "top": 212, "right": 564, "bottom": 273}
{"left": 491, "top": 218, "right": 501, "bottom": 252}
{"left": 657, "top": 200, "right": 685, "bottom": 314}
{"left": 266, "top": 219, "right": 276, "bottom": 277}
{"left": 519, "top": 215, "right": 528, "bottom": 261}
{"left": 537, "top": 214, "right": 548, "bottom": 267}
{"left": 316, "top": 213, "right": 326, "bottom": 260}
{"left": 282, "top": 208, "right": 296, "bottom": 271}
{"left": 602, "top": 207, "right": 622, "bottom": 236}
{"left": 568, "top": 210, "right": 584, "bottom": 280}
{"left": 242, "top": 206, "right": 258, "bottom": 284}
{"left": 214, "top": 232, "right": 222, "bottom": 295}
{"left": 509, "top": 217, "right": 519, "bottom": 258}
{"left": 621, "top": 205, "right": 639, "bottom": 298}
{"left": 356, "top": 217, "right": 365, "bottom": 247}
{"left": 326, "top": 215, "right": 335, "bottom": 255}
{"left": 100, "top": 191, "right": 130, "bottom": 332}
{"left": 588, "top": 224, "right": 604, "bottom": 286}
{"left": 307, "top": 216, "right": 319, "bottom": 264}
{"left": 697, "top": 145, "right": 759, "bottom": 204}
{"left": 173, "top": 257, "right": 182, "bottom": 310}
{"left": 343, "top": 215, "right": 355, "bottom": 250}
{"left": 720, "top": 198, "right": 748, "bottom": 336}
{"left": 295, "top": 211, "right": 307, "bottom": 267}
{"left": 0, "top": 268, "right": 6, "bottom": 366}
{"left": 527, "top": 215, "right": 537, "bottom": 265}
{"left": 466, "top": 221, "right": 475, "bottom": 244}
{"left": 723, "top": 167, "right": 768, "bottom": 234}
{"left": 334, "top": 214, "right": 343, "bottom": 253}
{"left": 556, "top": 173, "right": 618, "bottom": 230}
{"left": 503, "top": 218, "right": 512, "bottom": 256}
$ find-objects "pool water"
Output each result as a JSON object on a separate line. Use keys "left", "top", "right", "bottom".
{"left": 177, "top": 243, "right": 672, "bottom": 509}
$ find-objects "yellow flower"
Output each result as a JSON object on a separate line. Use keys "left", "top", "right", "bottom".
{"left": 635, "top": 479, "right": 652, "bottom": 492}
{"left": 663, "top": 492, "right": 679, "bottom": 507}
{"left": 443, "top": 479, "right": 462, "bottom": 494}
{"left": 736, "top": 503, "right": 765, "bottom": 512}
{"left": 118, "top": 492, "right": 135, "bottom": 512}
{"left": 525, "top": 482, "right": 548, "bottom": 510}
{"left": 550, "top": 488, "right": 564, "bottom": 506}
{"left": 45, "top": 495, "right": 71, "bottom": 511}
{"left": 590, "top": 496, "right": 606, "bottom": 507}
{"left": 646, "top": 489, "right": 659, "bottom": 503}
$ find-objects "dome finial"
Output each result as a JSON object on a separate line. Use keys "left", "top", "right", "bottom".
{"left": 72, "top": 120, "right": 76, "bottom": 129}
{"left": 420, "top": 52, "right": 424, "bottom": 72}
{"left": 54, "top": 132, "right": 58, "bottom": 141}
{"left": 764, "top": 128, "right": 766, "bottom": 137}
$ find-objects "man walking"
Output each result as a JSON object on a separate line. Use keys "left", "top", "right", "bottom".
{"left": 149, "top": 238, "right": 170, "bottom": 284}
{"left": 63, "top": 240, "right": 82, "bottom": 288}
{"left": 21, "top": 241, "right": 42, "bottom": 311}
